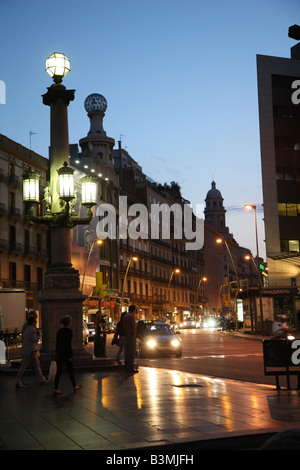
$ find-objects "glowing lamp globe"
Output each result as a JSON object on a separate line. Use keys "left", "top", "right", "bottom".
{"left": 22, "top": 168, "right": 40, "bottom": 203}
{"left": 81, "top": 175, "right": 97, "bottom": 207}
{"left": 45, "top": 52, "right": 70, "bottom": 84}
{"left": 57, "top": 162, "right": 74, "bottom": 202}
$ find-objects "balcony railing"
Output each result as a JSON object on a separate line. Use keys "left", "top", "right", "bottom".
{"left": 0, "top": 240, "right": 48, "bottom": 259}
{"left": 0, "top": 278, "right": 43, "bottom": 291}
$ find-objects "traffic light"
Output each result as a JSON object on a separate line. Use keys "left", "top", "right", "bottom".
{"left": 223, "top": 293, "right": 230, "bottom": 306}
{"left": 95, "top": 271, "right": 107, "bottom": 299}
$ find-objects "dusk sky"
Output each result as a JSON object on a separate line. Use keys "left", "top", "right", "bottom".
{"left": 1, "top": 0, "right": 299, "bottom": 259}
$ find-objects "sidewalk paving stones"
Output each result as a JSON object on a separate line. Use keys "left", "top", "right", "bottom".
{"left": 1, "top": 364, "right": 300, "bottom": 451}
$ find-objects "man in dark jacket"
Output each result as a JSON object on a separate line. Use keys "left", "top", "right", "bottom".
{"left": 115, "top": 311, "right": 126, "bottom": 364}
{"left": 123, "top": 305, "right": 138, "bottom": 373}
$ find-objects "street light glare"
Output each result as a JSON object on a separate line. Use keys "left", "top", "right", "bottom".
{"left": 216, "top": 238, "right": 223, "bottom": 244}
{"left": 244, "top": 204, "right": 256, "bottom": 210}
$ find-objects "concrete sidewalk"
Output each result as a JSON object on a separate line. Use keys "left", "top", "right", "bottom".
{"left": 1, "top": 363, "right": 300, "bottom": 451}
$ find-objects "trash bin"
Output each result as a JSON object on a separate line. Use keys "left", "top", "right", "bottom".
{"left": 264, "top": 319, "right": 273, "bottom": 336}
{"left": 263, "top": 339, "right": 300, "bottom": 389}
{"left": 94, "top": 334, "right": 106, "bottom": 357}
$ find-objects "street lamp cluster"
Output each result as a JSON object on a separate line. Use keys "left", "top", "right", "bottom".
{"left": 21, "top": 53, "right": 101, "bottom": 358}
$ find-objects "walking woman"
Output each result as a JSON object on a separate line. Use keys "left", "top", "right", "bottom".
{"left": 15, "top": 315, "right": 46, "bottom": 388}
{"left": 53, "top": 315, "right": 81, "bottom": 396}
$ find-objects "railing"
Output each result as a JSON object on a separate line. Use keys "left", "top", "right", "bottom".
{"left": 0, "top": 278, "right": 43, "bottom": 292}
{"left": 0, "top": 239, "right": 48, "bottom": 259}
{"left": 1, "top": 333, "right": 23, "bottom": 361}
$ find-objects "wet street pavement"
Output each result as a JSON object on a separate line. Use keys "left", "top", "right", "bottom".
{"left": 1, "top": 364, "right": 300, "bottom": 452}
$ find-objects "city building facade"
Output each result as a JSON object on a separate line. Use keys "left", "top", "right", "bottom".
{"left": 203, "top": 181, "right": 259, "bottom": 320}
{"left": 0, "top": 134, "right": 49, "bottom": 316}
{"left": 1, "top": 94, "right": 260, "bottom": 330}
{"left": 257, "top": 31, "right": 300, "bottom": 323}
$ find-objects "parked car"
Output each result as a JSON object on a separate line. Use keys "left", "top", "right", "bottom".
{"left": 83, "top": 321, "right": 89, "bottom": 344}
{"left": 87, "top": 322, "right": 96, "bottom": 341}
{"left": 137, "top": 322, "right": 182, "bottom": 358}
{"left": 105, "top": 322, "right": 116, "bottom": 333}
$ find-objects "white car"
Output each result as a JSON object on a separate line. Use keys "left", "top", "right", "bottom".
{"left": 179, "top": 317, "right": 200, "bottom": 329}
{"left": 202, "top": 318, "right": 219, "bottom": 329}
{"left": 137, "top": 322, "right": 182, "bottom": 358}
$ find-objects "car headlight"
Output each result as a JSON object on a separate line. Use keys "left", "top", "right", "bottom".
{"left": 171, "top": 339, "right": 180, "bottom": 347}
{"left": 146, "top": 339, "right": 156, "bottom": 348}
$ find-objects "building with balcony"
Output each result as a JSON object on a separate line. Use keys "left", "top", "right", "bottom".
{"left": 0, "top": 134, "right": 49, "bottom": 312}
{"left": 113, "top": 142, "right": 205, "bottom": 323}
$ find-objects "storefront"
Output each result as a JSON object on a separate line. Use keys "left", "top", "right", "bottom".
{"left": 83, "top": 291, "right": 118, "bottom": 323}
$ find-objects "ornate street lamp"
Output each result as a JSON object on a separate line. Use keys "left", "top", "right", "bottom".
{"left": 244, "top": 203, "right": 264, "bottom": 334}
{"left": 45, "top": 52, "right": 70, "bottom": 84}
{"left": 57, "top": 161, "right": 75, "bottom": 202}
{"left": 168, "top": 268, "right": 180, "bottom": 289}
{"left": 196, "top": 276, "right": 207, "bottom": 298}
{"left": 22, "top": 168, "right": 40, "bottom": 203}
{"left": 22, "top": 53, "right": 97, "bottom": 359}
{"left": 120, "top": 256, "right": 138, "bottom": 312}
{"left": 81, "top": 239, "right": 103, "bottom": 293}
{"left": 81, "top": 175, "right": 98, "bottom": 207}
{"left": 165, "top": 268, "right": 180, "bottom": 320}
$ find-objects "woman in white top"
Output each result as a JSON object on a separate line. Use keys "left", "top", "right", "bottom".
{"left": 15, "top": 315, "right": 46, "bottom": 388}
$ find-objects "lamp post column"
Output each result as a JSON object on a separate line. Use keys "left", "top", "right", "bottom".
{"left": 39, "top": 84, "right": 89, "bottom": 358}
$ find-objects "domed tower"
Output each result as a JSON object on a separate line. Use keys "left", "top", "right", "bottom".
{"left": 204, "top": 181, "right": 226, "bottom": 233}
{"left": 79, "top": 93, "right": 116, "bottom": 180}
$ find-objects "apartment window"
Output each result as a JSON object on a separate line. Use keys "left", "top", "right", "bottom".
{"left": 25, "top": 229, "right": 30, "bottom": 252}
{"left": 9, "top": 262, "right": 16, "bottom": 286}
{"left": 287, "top": 204, "right": 298, "bottom": 216}
{"left": 278, "top": 203, "right": 300, "bottom": 216}
{"left": 276, "top": 167, "right": 298, "bottom": 180}
{"left": 37, "top": 267, "right": 43, "bottom": 290}
{"left": 280, "top": 239, "right": 300, "bottom": 253}
{"left": 9, "top": 225, "right": 16, "bottom": 251}
{"left": 278, "top": 203, "right": 287, "bottom": 216}
{"left": 37, "top": 233, "right": 42, "bottom": 253}
{"left": 24, "top": 265, "right": 31, "bottom": 289}
{"left": 9, "top": 163, "right": 14, "bottom": 179}
{"left": 289, "top": 240, "right": 299, "bottom": 252}
{"left": 9, "top": 192, "right": 15, "bottom": 212}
